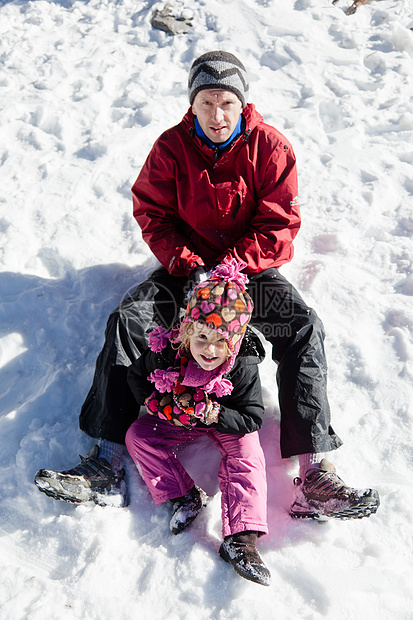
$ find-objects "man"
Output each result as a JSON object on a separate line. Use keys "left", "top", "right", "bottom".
{"left": 35, "top": 51, "right": 379, "bottom": 524}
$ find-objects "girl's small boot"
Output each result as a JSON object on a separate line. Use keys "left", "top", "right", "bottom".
{"left": 169, "top": 485, "right": 208, "bottom": 534}
{"left": 219, "top": 531, "right": 271, "bottom": 586}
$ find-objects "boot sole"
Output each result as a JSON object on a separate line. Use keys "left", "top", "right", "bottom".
{"left": 34, "top": 470, "right": 128, "bottom": 508}
{"left": 290, "top": 490, "right": 380, "bottom": 521}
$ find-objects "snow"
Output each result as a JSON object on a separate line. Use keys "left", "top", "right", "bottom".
{"left": 0, "top": 0, "right": 413, "bottom": 617}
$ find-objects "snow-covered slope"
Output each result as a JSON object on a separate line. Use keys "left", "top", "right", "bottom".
{"left": 0, "top": 0, "right": 412, "bottom": 617}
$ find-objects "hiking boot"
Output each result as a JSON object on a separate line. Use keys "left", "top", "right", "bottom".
{"left": 34, "top": 445, "right": 128, "bottom": 508}
{"left": 219, "top": 531, "right": 271, "bottom": 586}
{"left": 290, "top": 458, "right": 380, "bottom": 521}
{"left": 169, "top": 485, "right": 208, "bottom": 534}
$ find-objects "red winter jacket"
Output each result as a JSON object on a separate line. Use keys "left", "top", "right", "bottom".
{"left": 132, "top": 104, "right": 300, "bottom": 277}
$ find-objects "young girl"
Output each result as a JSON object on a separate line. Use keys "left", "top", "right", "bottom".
{"left": 125, "top": 259, "right": 271, "bottom": 586}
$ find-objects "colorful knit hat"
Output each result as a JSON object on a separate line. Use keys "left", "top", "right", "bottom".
{"left": 188, "top": 51, "right": 249, "bottom": 108}
{"left": 183, "top": 257, "right": 253, "bottom": 373}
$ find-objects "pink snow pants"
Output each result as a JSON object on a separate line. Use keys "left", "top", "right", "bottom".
{"left": 125, "top": 414, "right": 268, "bottom": 539}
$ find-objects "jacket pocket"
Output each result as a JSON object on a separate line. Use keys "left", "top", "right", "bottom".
{"left": 215, "top": 178, "right": 250, "bottom": 229}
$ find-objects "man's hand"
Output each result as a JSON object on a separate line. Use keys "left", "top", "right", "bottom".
{"left": 184, "top": 266, "right": 208, "bottom": 301}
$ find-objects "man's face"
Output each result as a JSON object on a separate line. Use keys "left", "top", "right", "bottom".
{"left": 192, "top": 89, "right": 243, "bottom": 144}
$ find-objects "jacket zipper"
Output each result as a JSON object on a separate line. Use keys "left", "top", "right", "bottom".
{"left": 233, "top": 193, "right": 242, "bottom": 219}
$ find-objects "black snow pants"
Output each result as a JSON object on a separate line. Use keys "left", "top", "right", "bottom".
{"left": 79, "top": 267, "right": 342, "bottom": 458}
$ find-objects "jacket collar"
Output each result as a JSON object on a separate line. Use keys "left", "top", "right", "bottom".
{"left": 194, "top": 115, "right": 243, "bottom": 150}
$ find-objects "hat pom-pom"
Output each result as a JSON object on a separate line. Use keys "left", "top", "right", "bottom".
{"left": 210, "top": 257, "right": 249, "bottom": 289}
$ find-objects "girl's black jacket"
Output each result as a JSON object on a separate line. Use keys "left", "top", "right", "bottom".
{"left": 127, "top": 329, "right": 266, "bottom": 435}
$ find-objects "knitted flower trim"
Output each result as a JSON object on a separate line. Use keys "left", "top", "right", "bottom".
{"left": 148, "top": 363, "right": 233, "bottom": 397}
{"left": 148, "top": 325, "right": 172, "bottom": 353}
{"left": 148, "top": 367, "right": 180, "bottom": 393}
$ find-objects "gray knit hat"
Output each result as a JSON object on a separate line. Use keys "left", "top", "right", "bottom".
{"left": 188, "top": 51, "right": 249, "bottom": 108}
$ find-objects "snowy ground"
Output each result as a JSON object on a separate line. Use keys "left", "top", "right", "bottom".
{"left": 1, "top": 0, "right": 413, "bottom": 617}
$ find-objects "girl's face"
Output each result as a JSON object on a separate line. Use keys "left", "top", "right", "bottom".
{"left": 189, "top": 324, "right": 229, "bottom": 371}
